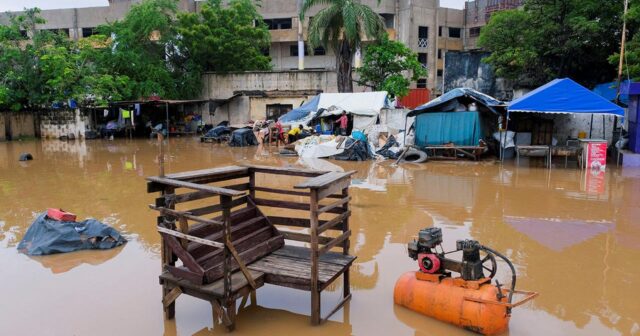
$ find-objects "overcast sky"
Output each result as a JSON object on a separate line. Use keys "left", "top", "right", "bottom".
{"left": 0, "top": 0, "right": 466, "bottom": 12}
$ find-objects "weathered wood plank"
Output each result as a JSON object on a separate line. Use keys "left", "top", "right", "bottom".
{"left": 294, "top": 171, "right": 356, "bottom": 189}
{"left": 186, "top": 196, "right": 247, "bottom": 216}
{"left": 254, "top": 198, "right": 345, "bottom": 214}
{"left": 160, "top": 269, "right": 264, "bottom": 298}
{"left": 160, "top": 232, "right": 206, "bottom": 275}
{"left": 244, "top": 164, "right": 327, "bottom": 177}
{"left": 271, "top": 245, "right": 355, "bottom": 266}
{"left": 254, "top": 186, "right": 312, "bottom": 197}
{"left": 246, "top": 253, "right": 354, "bottom": 285}
{"left": 147, "top": 176, "right": 245, "bottom": 197}
{"left": 189, "top": 216, "right": 266, "bottom": 256}
{"left": 226, "top": 242, "right": 257, "bottom": 289}
{"left": 158, "top": 226, "right": 224, "bottom": 249}
{"left": 318, "top": 230, "right": 351, "bottom": 255}
{"left": 162, "top": 287, "right": 183, "bottom": 308}
{"left": 150, "top": 205, "right": 224, "bottom": 227}
{"left": 280, "top": 230, "right": 332, "bottom": 244}
{"left": 317, "top": 196, "right": 351, "bottom": 214}
{"left": 164, "top": 166, "right": 248, "bottom": 180}
{"left": 317, "top": 178, "right": 351, "bottom": 200}
{"left": 317, "top": 211, "right": 351, "bottom": 234}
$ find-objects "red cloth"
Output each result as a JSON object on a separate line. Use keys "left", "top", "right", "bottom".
{"left": 337, "top": 115, "right": 348, "bottom": 129}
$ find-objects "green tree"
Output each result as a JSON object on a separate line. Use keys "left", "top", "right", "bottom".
{"left": 356, "top": 36, "right": 426, "bottom": 98}
{"left": 95, "top": 0, "right": 192, "bottom": 99}
{"left": 177, "top": 0, "right": 272, "bottom": 73}
{"left": 300, "top": 0, "right": 386, "bottom": 92}
{"left": 480, "top": 0, "right": 623, "bottom": 87}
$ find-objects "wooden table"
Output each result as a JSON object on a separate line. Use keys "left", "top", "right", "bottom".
{"left": 516, "top": 145, "right": 551, "bottom": 168}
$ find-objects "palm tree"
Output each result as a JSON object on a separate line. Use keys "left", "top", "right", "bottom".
{"left": 300, "top": 0, "right": 385, "bottom": 92}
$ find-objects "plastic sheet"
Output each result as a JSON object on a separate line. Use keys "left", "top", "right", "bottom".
{"left": 17, "top": 213, "right": 126, "bottom": 256}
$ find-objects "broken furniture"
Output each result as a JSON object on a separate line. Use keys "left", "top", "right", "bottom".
{"left": 147, "top": 165, "right": 356, "bottom": 331}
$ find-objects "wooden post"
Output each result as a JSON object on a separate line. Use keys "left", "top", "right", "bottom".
{"left": 309, "top": 189, "right": 320, "bottom": 325}
{"left": 157, "top": 132, "right": 165, "bottom": 177}
{"left": 249, "top": 170, "right": 256, "bottom": 200}
{"left": 341, "top": 187, "right": 350, "bottom": 298}
{"left": 161, "top": 185, "right": 176, "bottom": 319}
{"left": 221, "top": 195, "right": 233, "bottom": 301}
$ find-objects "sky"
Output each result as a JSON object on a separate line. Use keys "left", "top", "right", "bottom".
{"left": 0, "top": 0, "right": 467, "bottom": 12}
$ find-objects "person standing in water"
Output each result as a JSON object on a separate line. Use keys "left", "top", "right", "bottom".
{"left": 335, "top": 111, "right": 348, "bottom": 136}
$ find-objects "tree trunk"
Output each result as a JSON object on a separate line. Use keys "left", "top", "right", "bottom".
{"left": 336, "top": 40, "right": 354, "bottom": 93}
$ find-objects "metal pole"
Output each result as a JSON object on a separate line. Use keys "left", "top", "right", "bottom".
{"left": 589, "top": 114, "right": 594, "bottom": 138}
{"left": 157, "top": 132, "right": 165, "bottom": 177}
{"left": 501, "top": 111, "right": 510, "bottom": 163}
{"left": 165, "top": 102, "right": 169, "bottom": 139}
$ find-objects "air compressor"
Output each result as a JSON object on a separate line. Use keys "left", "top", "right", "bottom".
{"left": 394, "top": 228, "right": 538, "bottom": 335}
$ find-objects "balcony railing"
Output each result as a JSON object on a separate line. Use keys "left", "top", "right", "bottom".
{"left": 418, "top": 38, "right": 428, "bottom": 48}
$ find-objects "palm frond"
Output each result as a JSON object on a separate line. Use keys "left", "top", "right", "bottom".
{"left": 300, "top": 0, "right": 341, "bottom": 19}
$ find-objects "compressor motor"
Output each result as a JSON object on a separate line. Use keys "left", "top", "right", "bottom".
{"left": 407, "top": 227, "right": 498, "bottom": 282}
{"left": 395, "top": 227, "right": 539, "bottom": 335}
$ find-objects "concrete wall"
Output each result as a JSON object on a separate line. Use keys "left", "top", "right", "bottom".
{"left": 40, "top": 109, "right": 88, "bottom": 139}
{"left": 202, "top": 70, "right": 339, "bottom": 99}
{"left": 249, "top": 96, "right": 311, "bottom": 121}
{"left": 0, "top": 112, "right": 36, "bottom": 140}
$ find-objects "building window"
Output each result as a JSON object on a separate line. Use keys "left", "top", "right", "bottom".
{"left": 449, "top": 27, "right": 461, "bottom": 38}
{"left": 313, "top": 46, "right": 326, "bottom": 56}
{"left": 417, "top": 79, "right": 427, "bottom": 89}
{"left": 266, "top": 104, "right": 293, "bottom": 120}
{"left": 290, "top": 44, "right": 310, "bottom": 57}
{"left": 437, "top": 69, "right": 443, "bottom": 77}
{"left": 437, "top": 49, "right": 442, "bottom": 59}
{"left": 469, "top": 27, "right": 481, "bottom": 37}
{"left": 418, "top": 26, "right": 428, "bottom": 48}
{"left": 264, "top": 18, "right": 292, "bottom": 30}
{"left": 82, "top": 27, "right": 96, "bottom": 38}
{"left": 46, "top": 28, "right": 69, "bottom": 37}
{"left": 381, "top": 13, "right": 395, "bottom": 29}
{"left": 418, "top": 53, "right": 427, "bottom": 68}
{"left": 438, "top": 26, "right": 443, "bottom": 37}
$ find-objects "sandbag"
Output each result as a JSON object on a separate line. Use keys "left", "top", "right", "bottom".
{"left": 17, "top": 212, "right": 126, "bottom": 256}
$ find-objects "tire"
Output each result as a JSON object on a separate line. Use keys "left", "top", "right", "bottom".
{"left": 401, "top": 148, "right": 428, "bottom": 163}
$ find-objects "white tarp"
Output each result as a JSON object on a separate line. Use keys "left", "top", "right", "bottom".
{"left": 317, "top": 91, "right": 388, "bottom": 116}
{"left": 294, "top": 135, "right": 346, "bottom": 158}
{"left": 353, "top": 115, "right": 378, "bottom": 130}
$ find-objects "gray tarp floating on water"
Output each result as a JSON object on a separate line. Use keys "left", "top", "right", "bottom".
{"left": 17, "top": 212, "right": 126, "bottom": 256}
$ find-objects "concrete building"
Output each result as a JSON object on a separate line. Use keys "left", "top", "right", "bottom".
{"left": 0, "top": 0, "right": 471, "bottom": 93}
{"left": 464, "top": 0, "right": 524, "bottom": 50}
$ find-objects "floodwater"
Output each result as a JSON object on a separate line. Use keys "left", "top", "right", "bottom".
{"left": 1, "top": 138, "right": 639, "bottom": 336}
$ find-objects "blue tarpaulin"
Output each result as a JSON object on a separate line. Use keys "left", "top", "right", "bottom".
{"left": 508, "top": 78, "right": 625, "bottom": 116}
{"left": 278, "top": 95, "right": 320, "bottom": 123}
{"left": 593, "top": 81, "right": 629, "bottom": 105}
{"left": 414, "top": 112, "right": 482, "bottom": 146}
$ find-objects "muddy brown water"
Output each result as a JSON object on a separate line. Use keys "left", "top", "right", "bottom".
{"left": 0, "top": 138, "right": 639, "bottom": 336}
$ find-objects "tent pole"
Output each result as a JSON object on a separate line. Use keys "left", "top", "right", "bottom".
{"left": 501, "top": 111, "right": 510, "bottom": 163}
{"left": 602, "top": 115, "right": 606, "bottom": 139}
{"left": 166, "top": 102, "right": 169, "bottom": 139}
{"left": 589, "top": 114, "right": 593, "bottom": 138}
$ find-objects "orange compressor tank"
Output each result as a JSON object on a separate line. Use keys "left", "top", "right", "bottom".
{"left": 394, "top": 271, "right": 510, "bottom": 335}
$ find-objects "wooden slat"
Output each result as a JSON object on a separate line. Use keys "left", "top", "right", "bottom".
{"left": 254, "top": 186, "right": 312, "bottom": 197}
{"left": 158, "top": 226, "right": 224, "bottom": 249}
{"left": 226, "top": 242, "right": 257, "bottom": 289}
{"left": 149, "top": 205, "right": 223, "bottom": 227}
{"left": 320, "top": 293, "right": 351, "bottom": 323}
{"left": 318, "top": 230, "right": 351, "bottom": 255}
{"left": 254, "top": 198, "right": 345, "bottom": 214}
{"left": 268, "top": 216, "right": 334, "bottom": 229}
{"left": 271, "top": 245, "right": 355, "bottom": 266}
{"left": 147, "top": 176, "right": 245, "bottom": 197}
{"left": 160, "top": 269, "right": 264, "bottom": 298}
{"left": 317, "top": 178, "right": 351, "bottom": 200}
{"left": 164, "top": 166, "right": 248, "bottom": 180}
{"left": 318, "top": 196, "right": 351, "bottom": 214}
{"left": 294, "top": 171, "right": 356, "bottom": 189}
{"left": 162, "top": 287, "right": 182, "bottom": 308}
{"left": 280, "top": 231, "right": 332, "bottom": 244}
{"left": 186, "top": 196, "right": 248, "bottom": 216}
{"left": 317, "top": 211, "right": 351, "bottom": 234}
{"left": 245, "top": 164, "right": 327, "bottom": 177}
{"left": 224, "top": 183, "right": 251, "bottom": 191}
{"left": 160, "top": 232, "right": 205, "bottom": 275}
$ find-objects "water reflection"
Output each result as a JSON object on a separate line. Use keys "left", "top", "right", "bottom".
{"left": 0, "top": 138, "right": 639, "bottom": 335}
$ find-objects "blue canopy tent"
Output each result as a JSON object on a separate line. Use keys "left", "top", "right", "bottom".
{"left": 504, "top": 78, "right": 625, "bottom": 160}
{"left": 407, "top": 88, "right": 505, "bottom": 147}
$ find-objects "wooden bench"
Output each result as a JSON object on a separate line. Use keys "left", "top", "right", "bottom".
{"left": 147, "top": 164, "right": 356, "bottom": 331}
